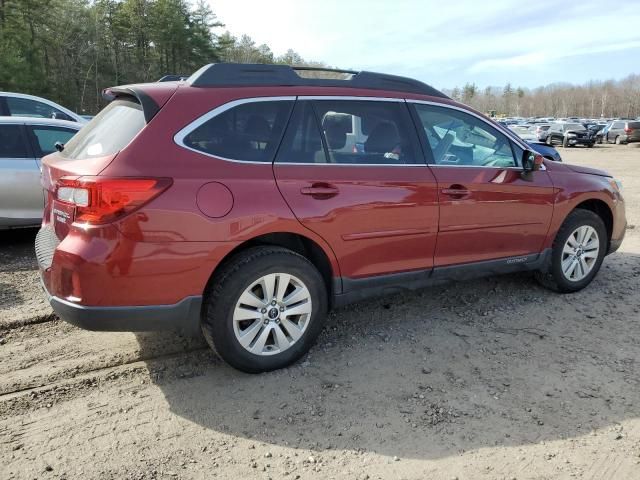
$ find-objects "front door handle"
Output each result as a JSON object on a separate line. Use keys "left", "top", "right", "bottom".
{"left": 300, "top": 183, "right": 339, "bottom": 199}
{"left": 441, "top": 184, "right": 470, "bottom": 199}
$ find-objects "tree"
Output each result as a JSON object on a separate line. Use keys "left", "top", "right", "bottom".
{"left": 0, "top": 0, "right": 325, "bottom": 114}
{"left": 461, "top": 82, "right": 477, "bottom": 105}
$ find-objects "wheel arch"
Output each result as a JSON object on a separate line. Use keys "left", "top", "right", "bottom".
{"left": 573, "top": 198, "right": 613, "bottom": 248}
{"left": 204, "top": 232, "right": 338, "bottom": 305}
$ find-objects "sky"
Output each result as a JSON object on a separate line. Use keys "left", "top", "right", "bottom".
{"left": 208, "top": 0, "right": 640, "bottom": 90}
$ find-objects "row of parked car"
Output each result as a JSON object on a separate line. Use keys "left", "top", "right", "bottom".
{"left": 0, "top": 92, "right": 89, "bottom": 229}
{"left": 506, "top": 118, "right": 640, "bottom": 148}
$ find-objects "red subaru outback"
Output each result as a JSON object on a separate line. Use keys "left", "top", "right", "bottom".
{"left": 36, "top": 64, "right": 626, "bottom": 372}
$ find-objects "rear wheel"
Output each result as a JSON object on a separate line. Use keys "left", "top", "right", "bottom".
{"left": 545, "top": 136, "right": 552, "bottom": 146}
{"left": 615, "top": 136, "right": 621, "bottom": 145}
{"left": 201, "top": 246, "right": 328, "bottom": 373}
{"left": 535, "top": 209, "right": 607, "bottom": 293}
{"left": 562, "top": 137, "right": 569, "bottom": 148}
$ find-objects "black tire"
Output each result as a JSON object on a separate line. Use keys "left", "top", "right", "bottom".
{"left": 534, "top": 209, "right": 607, "bottom": 293}
{"left": 545, "top": 136, "right": 552, "bottom": 146}
{"left": 597, "top": 137, "right": 602, "bottom": 144}
{"left": 615, "top": 136, "right": 621, "bottom": 145}
{"left": 587, "top": 142, "right": 594, "bottom": 148}
{"left": 562, "top": 137, "right": 568, "bottom": 148}
{"left": 201, "top": 246, "right": 328, "bottom": 373}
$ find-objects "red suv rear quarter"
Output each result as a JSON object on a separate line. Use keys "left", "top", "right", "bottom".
{"left": 37, "top": 64, "right": 626, "bottom": 372}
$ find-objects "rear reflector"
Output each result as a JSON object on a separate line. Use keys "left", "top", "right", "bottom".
{"left": 56, "top": 176, "right": 172, "bottom": 225}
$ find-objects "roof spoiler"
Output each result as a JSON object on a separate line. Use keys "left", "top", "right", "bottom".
{"left": 102, "top": 86, "right": 160, "bottom": 123}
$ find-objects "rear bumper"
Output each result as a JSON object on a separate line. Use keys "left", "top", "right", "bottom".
{"left": 41, "top": 276, "right": 202, "bottom": 332}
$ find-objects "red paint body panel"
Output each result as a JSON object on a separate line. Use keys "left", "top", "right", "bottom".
{"left": 430, "top": 167, "right": 555, "bottom": 265}
{"left": 38, "top": 81, "right": 626, "bottom": 315}
{"left": 274, "top": 164, "right": 439, "bottom": 278}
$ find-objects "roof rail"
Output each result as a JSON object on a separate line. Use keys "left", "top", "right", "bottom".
{"left": 187, "top": 63, "right": 449, "bottom": 98}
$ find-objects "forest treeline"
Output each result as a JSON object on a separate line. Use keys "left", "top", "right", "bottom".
{"left": 1, "top": 0, "right": 638, "bottom": 118}
{"left": 446, "top": 75, "right": 640, "bottom": 119}
{"left": 0, "top": 0, "right": 323, "bottom": 114}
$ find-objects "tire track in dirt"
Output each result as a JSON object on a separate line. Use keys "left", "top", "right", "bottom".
{"left": 0, "top": 319, "right": 208, "bottom": 396}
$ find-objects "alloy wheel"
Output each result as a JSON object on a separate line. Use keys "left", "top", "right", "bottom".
{"left": 232, "top": 273, "right": 312, "bottom": 356}
{"left": 561, "top": 226, "right": 599, "bottom": 282}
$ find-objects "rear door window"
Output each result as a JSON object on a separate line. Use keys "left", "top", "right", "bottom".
{"left": 311, "top": 100, "right": 419, "bottom": 165}
{"left": 60, "top": 99, "right": 145, "bottom": 159}
{"left": 6, "top": 97, "right": 68, "bottom": 120}
{"left": 181, "top": 100, "right": 294, "bottom": 163}
{"left": 628, "top": 122, "right": 640, "bottom": 129}
{"left": 0, "top": 125, "right": 31, "bottom": 158}
{"left": 276, "top": 101, "right": 326, "bottom": 164}
{"left": 29, "top": 126, "right": 78, "bottom": 156}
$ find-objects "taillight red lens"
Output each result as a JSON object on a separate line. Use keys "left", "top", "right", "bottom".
{"left": 624, "top": 127, "right": 633, "bottom": 133}
{"left": 56, "top": 176, "right": 172, "bottom": 225}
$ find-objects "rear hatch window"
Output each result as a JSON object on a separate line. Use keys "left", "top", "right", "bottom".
{"left": 60, "top": 98, "right": 145, "bottom": 159}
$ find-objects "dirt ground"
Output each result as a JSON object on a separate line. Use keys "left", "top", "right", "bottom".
{"left": 1, "top": 144, "right": 639, "bottom": 480}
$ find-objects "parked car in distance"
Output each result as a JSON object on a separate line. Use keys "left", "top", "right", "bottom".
{"left": 546, "top": 122, "right": 595, "bottom": 148}
{"left": 0, "top": 92, "right": 87, "bottom": 123}
{"left": 533, "top": 124, "right": 551, "bottom": 141}
{"left": 601, "top": 120, "right": 640, "bottom": 144}
{"left": 36, "top": 64, "right": 626, "bottom": 373}
{"left": 508, "top": 125, "right": 538, "bottom": 142}
{"left": 1, "top": 117, "right": 81, "bottom": 228}
{"left": 595, "top": 123, "right": 611, "bottom": 144}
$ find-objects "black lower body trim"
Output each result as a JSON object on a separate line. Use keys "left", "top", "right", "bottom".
{"left": 45, "top": 288, "right": 202, "bottom": 333}
{"left": 333, "top": 249, "right": 551, "bottom": 307}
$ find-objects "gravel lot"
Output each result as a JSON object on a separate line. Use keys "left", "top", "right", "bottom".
{"left": 1, "top": 144, "right": 639, "bottom": 480}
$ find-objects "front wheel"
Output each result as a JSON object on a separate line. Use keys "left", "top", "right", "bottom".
{"left": 562, "top": 137, "right": 569, "bottom": 148}
{"left": 535, "top": 209, "right": 607, "bottom": 293}
{"left": 201, "top": 246, "right": 328, "bottom": 373}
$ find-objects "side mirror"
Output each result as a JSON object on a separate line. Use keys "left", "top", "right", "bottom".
{"left": 522, "top": 150, "right": 544, "bottom": 172}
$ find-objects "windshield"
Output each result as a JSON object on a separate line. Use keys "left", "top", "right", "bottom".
{"left": 60, "top": 99, "right": 145, "bottom": 159}
{"left": 565, "top": 123, "right": 586, "bottom": 131}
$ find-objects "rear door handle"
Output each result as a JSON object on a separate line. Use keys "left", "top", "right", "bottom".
{"left": 300, "top": 183, "right": 339, "bottom": 198}
{"left": 441, "top": 184, "right": 470, "bottom": 199}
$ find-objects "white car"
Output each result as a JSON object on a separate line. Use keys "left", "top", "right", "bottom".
{"left": 0, "top": 92, "right": 87, "bottom": 124}
{"left": 0, "top": 117, "right": 82, "bottom": 228}
{"left": 508, "top": 125, "right": 538, "bottom": 142}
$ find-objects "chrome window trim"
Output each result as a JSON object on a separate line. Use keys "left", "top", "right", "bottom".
{"left": 406, "top": 99, "right": 534, "bottom": 168}
{"left": 275, "top": 163, "right": 427, "bottom": 167}
{"left": 297, "top": 95, "right": 404, "bottom": 102}
{"left": 173, "top": 96, "right": 296, "bottom": 164}
{"left": 173, "top": 95, "right": 545, "bottom": 170}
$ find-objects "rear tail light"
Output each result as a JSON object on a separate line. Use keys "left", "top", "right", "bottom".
{"left": 55, "top": 176, "right": 172, "bottom": 225}
{"left": 624, "top": 127, "right": 633, "bottom": 134}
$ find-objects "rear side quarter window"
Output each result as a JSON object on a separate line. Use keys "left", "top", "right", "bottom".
{"left": 179, "top": 100, "right": 294, "bottom": 163}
